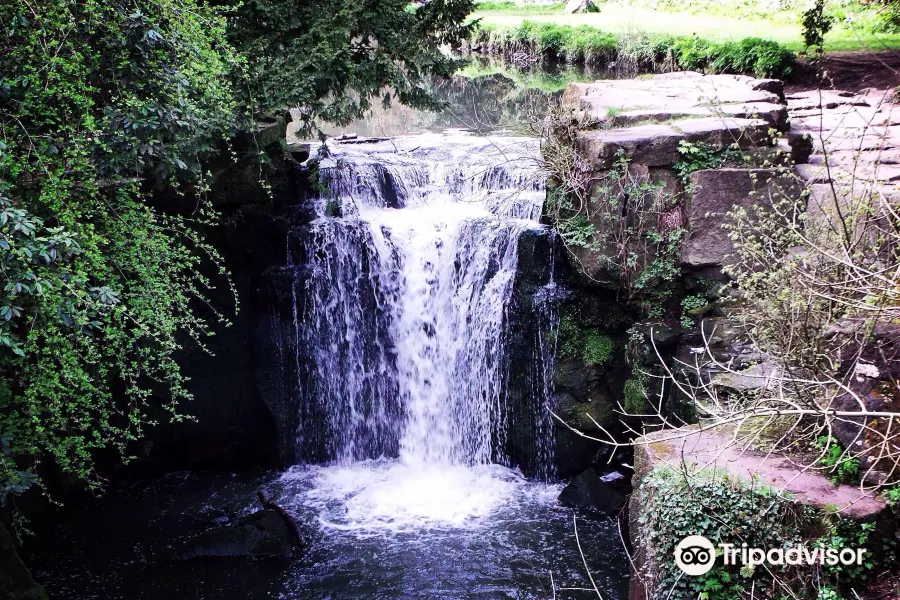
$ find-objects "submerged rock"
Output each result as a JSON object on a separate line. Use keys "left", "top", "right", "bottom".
{"left": 558, "top": 468, "right": 627, "bottom": 515}
{"left": 169, "top": 509, "right": 299, "bottom": 561}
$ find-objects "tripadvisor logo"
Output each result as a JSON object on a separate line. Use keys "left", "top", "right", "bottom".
{"left": 674, "top": 535, "right": 867, "bottom": 576}
{"left": 674, "top": 536, "right": 716, "bottom": 575}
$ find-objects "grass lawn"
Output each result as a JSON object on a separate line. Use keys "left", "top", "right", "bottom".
{"left": 470, "top": 5, "right": 900, "bottom": 52}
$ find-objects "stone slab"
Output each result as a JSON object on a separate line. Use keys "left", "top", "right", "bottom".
{"left": 564, "top": 72, "right": 783, "bottom": 126}
{"left": 576, "top": 118, "right": 769, "bottom": 168}
{"left": 682, "top": 168, "right": 803, "bottom": 267}
{"left": 636, "top": 427, "right": 888, "bottom": 520}
{"left": 609, "top": 101, "right": 786, "bottom": 130}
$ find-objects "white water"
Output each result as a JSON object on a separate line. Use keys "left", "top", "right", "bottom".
{"left": 290, "top": 132, "right": 553, "bottom": 531}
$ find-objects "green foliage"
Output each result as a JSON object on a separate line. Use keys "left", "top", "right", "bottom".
{"left": 622, "top": 376, "right": 646, "bottom": 413}
{"left": 584, "top": 152, "right": 685, "bottom": 316}
{"left": 668, "top": 36, "right": 795, "bottom": 78}
{"left": 474, "top": 1, "right": 566, "bottom": 12}
{"left": 0, "top": 0, "right": 244, "bottom": 500}
{"left": 802, "top": 0, "right": 834, "bottom": 53}
{"left": 673, "top": 141, "right": 744, "bottom": 186}
{"left": 871, "top": 4, "right": 900, "bottom": 34}
{"left": 680, "top": 294, "right": 709, "bottom": 328}
{"left": 583, "top": 331, "right": 614, "bottom": 366}
{"left": 474, "top": 22, "right": 619, "bottom": 64}
{"left": 639, "top": 467, "right": 812, "bottom": 600}
{"left": 816, "top": 586, "right": 842, "bottom": 600}
{"left": 473, "top": 22, "right": 796, "bottom": 77}
{"left": 814, "top": 520, "right": 876, "bottom": 584}
{"left": 232, "top": 0, "right": 477, "bottom": 133}
{"left": 557, "top": 310, "right": 617, "bottom": 366}
{"left": 884, "top": 486, "right": 900, "bottom": 507}
{"left": 1, "top": 0, "right": 478, "bottom": 510}
{"left": 814, "top": 436, "right": 859, "bottom": 485}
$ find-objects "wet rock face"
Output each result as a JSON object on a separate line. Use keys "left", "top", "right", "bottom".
{"left": 558, "top": 468, "right": 627, "bottom": 515}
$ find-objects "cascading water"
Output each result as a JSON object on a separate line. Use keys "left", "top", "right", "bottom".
{"left": 278, "top": 133, "right": 557, "bottom": 529}
{"left": 250, "top": 131, "right": 628, "bottom": 599}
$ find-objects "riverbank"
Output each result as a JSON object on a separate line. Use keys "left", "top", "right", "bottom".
{"left": 470, "top": 2, "right": 900, "bottom": 52}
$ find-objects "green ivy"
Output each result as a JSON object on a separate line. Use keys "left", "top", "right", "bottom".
{"left": 680, "top": 294, "right": 709, "bottom": 328}
{"left": 0, "top": 0, "right": 246, "bottom": 504}
{"left": 814, "top": 436, "right": 859, "bottom": 485}
{"left": 638, "top": 467, "right": 814, "bottom": 600}
{"left": 673, "top": 140, "right": 744, "bottom": 187}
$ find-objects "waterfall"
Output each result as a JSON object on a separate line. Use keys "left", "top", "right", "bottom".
{"left": 272, "top": 132, "right": 559, "bottom": 529}
{"left": 290, "top": 133, "right": 551, "bottom": 472}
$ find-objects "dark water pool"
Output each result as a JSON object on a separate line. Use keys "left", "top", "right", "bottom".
{"left": 30, "top": 464, "right": 630, "bottom": 600}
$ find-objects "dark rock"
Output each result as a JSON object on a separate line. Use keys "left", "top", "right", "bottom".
{"left": 169, "top": 509, "right": 298, "bottom": 561}
{"left": 831, "top": 322, "right": 900, "bottom": 482}
{"left": 749, "top": 78, "right": 786, "bottom": 104}
{"left": 0, "top": 522, "right": 47, "bottom": 600}
{"left": 286, "top": 142, "right": 310, "bottom": 163}
{"left": 558, "top": 468, "right": 627, "bottom": 515}
{"left": 554, "top": 430, "right": 610, "bottom": 478}
{"left": 787, "top": 132, "right": 813, "bottom": 164}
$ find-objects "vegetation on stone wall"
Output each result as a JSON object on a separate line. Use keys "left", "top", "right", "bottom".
{"left": 539, "top": 108, "right": 686, "bottom": 318}
{"left": 636, "top": 466, "right": 894, "bottom": 599}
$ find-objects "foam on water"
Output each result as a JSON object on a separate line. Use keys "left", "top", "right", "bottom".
{"left": 280, "top": 460, "right": 560, "bottom": 534}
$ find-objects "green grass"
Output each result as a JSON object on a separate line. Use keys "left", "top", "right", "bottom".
{"left": 470, "top": 5, "right": 900, "bottom": 52}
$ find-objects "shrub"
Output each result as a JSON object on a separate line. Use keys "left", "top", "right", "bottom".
{"left": 814, "top": 435, "right": 860, "bottom": 485}
{"left": 639, "top": 468, "right": 813, "bottom": 600}
{"left": 471, "top": 22, "right": 796, "bottom": 78}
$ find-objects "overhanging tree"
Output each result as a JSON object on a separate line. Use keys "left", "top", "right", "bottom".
{"left": 0, "top": 0, "right": 475, "bottom": 515}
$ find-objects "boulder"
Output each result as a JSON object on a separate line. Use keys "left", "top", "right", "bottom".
{"left": 558, "top": 468, "right": 627, "bottom": 515}
{"left": 169, "top": 509, "right": 299, "bottom": 561}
